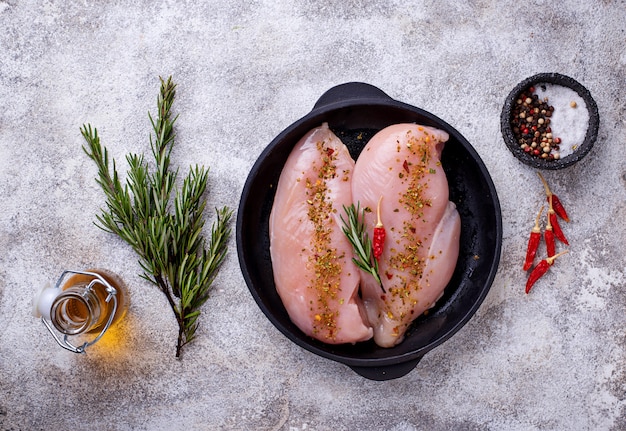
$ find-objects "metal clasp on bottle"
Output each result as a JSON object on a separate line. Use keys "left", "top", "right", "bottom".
{"left": 36, "top": 270, "right": 119, "bottom": 354}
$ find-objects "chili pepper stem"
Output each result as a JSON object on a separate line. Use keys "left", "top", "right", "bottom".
{"left": 532, "top": 205, "right": 543, "bottom": 233}
{"left": 546, "top": 249, "right": 569, "bottom": 265}
{"left": 376, "top": 195, "right": 383, "bottom": 228}
{"left": 537, "top": 172, "right": 552, "bottom": 199}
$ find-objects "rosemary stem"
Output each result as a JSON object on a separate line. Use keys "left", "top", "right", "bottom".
{"left": 81, "top": 76, "right": 231, "bottom": 358}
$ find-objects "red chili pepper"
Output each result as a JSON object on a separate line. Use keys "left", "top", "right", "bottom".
{"left": 550, "top": 211, "right": 569, "bottom": 245}
{"left": 538, "top": 172, "right": 570, "bottom": 222}
{"left": 525, "top": 250, "right": 568, "bottom": 294}
{"left": 551, "top": 194, "right": 569, "bottom": 222}
{"left": 373, "top": 196, "right": 386, "bottom": 260}
{"left": 545, "top": 214, "right": 556, "bottom": 258}
{"left": 523, "top": 205, "right": 544, "bottom": 271}
{"left": 547, "top": 195, "right": 569, "bottom": 245}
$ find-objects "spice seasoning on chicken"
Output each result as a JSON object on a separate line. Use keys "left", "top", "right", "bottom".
{"left": 271, "top": 123, "right": 374, "bottom": 345}
{"left": 304, "top": 140, "right": 343, "bottom": 339}
{"left": 387, "top": 132, "right": 433, "bottom": 299}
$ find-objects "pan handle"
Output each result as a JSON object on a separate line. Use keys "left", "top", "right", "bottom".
{"left": 313, "top": 82, "right": 392, "bottom": 111}
{"left": 348, "top": 356, "right": 423, "bottom": 381}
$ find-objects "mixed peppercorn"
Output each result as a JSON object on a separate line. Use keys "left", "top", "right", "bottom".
{"left": 524, "top": 173, "right": 570, "bottom": 293}
{"left": 511, "top": 87, "right": 563, "bottom": 160}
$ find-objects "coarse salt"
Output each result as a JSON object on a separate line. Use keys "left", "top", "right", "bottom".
{"left": 533, "top": 83, "right": 589, "bottom": 158}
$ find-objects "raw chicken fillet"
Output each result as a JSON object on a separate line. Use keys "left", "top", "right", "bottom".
{"left": 269, "top": 123, "right": 373, "bottom": 344}
{"left": 352, "top": 124, "right": 461, "bottom": 347}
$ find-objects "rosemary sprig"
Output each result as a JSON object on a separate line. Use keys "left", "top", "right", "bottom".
{"left": 340, "top": 203, "right": 385, "bottom": 293}
{"left": 81, "top": 76, "right": 232, "bottom": 358}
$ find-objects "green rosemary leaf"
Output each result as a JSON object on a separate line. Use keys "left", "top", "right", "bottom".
{"left": 81, "top": 76, "right": 231, "bottom": 358}
{"left": 340, "top": 203, "right": 384, "bottom": 290}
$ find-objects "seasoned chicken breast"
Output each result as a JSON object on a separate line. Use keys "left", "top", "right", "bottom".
{"left": 269, "top": 123, "right": 373, "bottom": 344}
{"left": 351, "top": 124, "right": 461, "bottom": 347}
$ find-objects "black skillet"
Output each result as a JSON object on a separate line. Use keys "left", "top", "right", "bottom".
{"left": 236, "top": 82, "right": 502, "bottom": 380}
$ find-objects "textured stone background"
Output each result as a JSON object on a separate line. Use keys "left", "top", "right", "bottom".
{"left": 1, "top": 1, "right": 625, "bottom": 430}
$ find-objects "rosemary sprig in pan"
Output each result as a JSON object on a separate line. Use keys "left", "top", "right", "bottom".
{"left": 340, "top": 203, "right": 385, "bottom": 293}
{"left": 81, "top": 76, "right": 232, "bottom": 358}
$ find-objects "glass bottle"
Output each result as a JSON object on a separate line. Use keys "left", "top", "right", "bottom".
{"left": 33, "top": 269, "right": 129, "bottom": 353}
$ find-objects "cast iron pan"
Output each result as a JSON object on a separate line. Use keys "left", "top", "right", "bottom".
{"left": 237, "top": 82, "right": 502, "bottom": 380}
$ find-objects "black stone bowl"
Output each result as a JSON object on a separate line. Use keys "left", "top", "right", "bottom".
{"left": 237, "top": 82, "right": 502, "bottom": 380}
{"left": 501, "top": 73, "right": 599, "bottom": 170}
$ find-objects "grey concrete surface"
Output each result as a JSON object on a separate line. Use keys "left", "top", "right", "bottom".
{"left": 1, "top": 1, "right": 625, "bottom": 430}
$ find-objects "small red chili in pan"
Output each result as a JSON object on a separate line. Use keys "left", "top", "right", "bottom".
{"left": 373, "top": 196, "right": 386, "bottom": 260}
{"left": 523, "top": 205, "right": 544, "bottom": 271}
{"left": 538, "top": 172, "right": 570, "bottom": 222}
{"left": 525, "top": 250, "right": 569, "bottom": 294}
{"left": 548, "top": 195, "right": 569, "bottom": 245}
{"left": 545, "top": 213, "right": 556, "bottom": 258}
